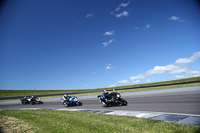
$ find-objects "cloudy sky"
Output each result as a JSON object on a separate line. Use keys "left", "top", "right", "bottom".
{"left": 0, "top": 0, "right": 200, "bottom": 90}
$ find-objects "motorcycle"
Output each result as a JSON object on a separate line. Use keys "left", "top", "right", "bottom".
{"left": 97, "top": 91, "right": 128, "bottom": 107}
{"left": 30, "top": 97, "right": 43, "bottom": 105}
{"left": 20, "top": 96, "right": 43, "bottom": 105}
{"left": 20, "top": 97, "right": 31, "bottom": 105}
{"left": 61, "top": 96, "right": 82, "bottom": 107}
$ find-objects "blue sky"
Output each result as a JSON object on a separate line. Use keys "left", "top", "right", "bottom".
{"left": 0, "top": 0, "right": 200, "bottom": 90}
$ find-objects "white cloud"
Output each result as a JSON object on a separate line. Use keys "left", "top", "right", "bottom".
{"left": 175, "top": 75, "right": 186, "bottom": 79}
{"left": 146, "top": 65, "right": 180, "bottom": 76}
{"left": 120, "top": 1, "right": 131, "bottom": 7}
{"left": 111, "top": 1, "right": 130, "bottom": 18}
{"left": 175, "top": 58, "right": 194, "bottom": 64}
{"left": 117, "top": 79, "right": 130, "bottom": 84}
{"left": 135, "top": 25, "right": 150, "bottom": 31}
{"left": 146, "top": 79, "right": 151, "bottom": 82}
{"left": 106, "top": 64, "right": 113, "bottom": 70}
{"left": 169, "top": 75, "right": 186, "bottom": 80}
{"left": 143, "top": 24, "right": 150, "bottom": 30}
{"left": 108, "top": 84, "right": 117, "bottom": 88}
{"left": 116, "top": 11, "right": 129, "bottom": 18}
{"left": 186, "top": 70, "right": 200, "bottom": 77}
{"left": 169, "top": 68, "right": 189, "bottom": 74}
{"left": 132, "top": 80, "right": 140, "bottom": 84}
{"left": 104, "top": 31, "right": 115, "bottom": 36}
{"left": 106, "top": 66, "right": 112, "bottom": 70}
{"left": 86, "top": 13, "right": 93, "bottom": 18}
{"left": 145, "top": 25, "right": 150, "bottom": 29}
{"left": 115, "top": 1, "right": 131, "bottom": 11}
{"left": 130, "top": 51, "right": 200, "bottom": 81}
{"left": 130, "top": 73, "right": 146, "bottom": 81}
{"left": 102, "top": 39, "right": 114, "bottom": 47}
{"left": 115, "top": 7, "right": 121, "bottom": 12}
{"left": 175, "top": 52, "right": 200, "bottom": 64}
{"left": 169, "top": 16, "right": 184, "bottom": 22}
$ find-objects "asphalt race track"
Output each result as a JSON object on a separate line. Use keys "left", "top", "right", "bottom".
{"left": 1, "top": 86, "right": 200, "bottom": 115}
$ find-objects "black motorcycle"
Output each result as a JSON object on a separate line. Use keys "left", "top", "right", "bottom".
{"left": 20, "top": 96, "right": 43, "bottom": 105}
{"left": 97, "top": 92, "right": 128, "bottom": 107}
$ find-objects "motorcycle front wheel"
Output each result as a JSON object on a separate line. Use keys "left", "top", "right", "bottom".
{"left": 120, "top": 98, "right": 128, "bottom": 106}
{"left": 78, "top": 101, "right": 82, "bottom": 106}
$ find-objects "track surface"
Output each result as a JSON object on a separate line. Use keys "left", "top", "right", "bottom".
{"left": 1, "top": 86, "right": 200, "bottom": 115}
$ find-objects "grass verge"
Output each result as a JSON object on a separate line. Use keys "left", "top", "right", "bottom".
{"left": 0, "top": 110, "right": 200, "bottom": 133}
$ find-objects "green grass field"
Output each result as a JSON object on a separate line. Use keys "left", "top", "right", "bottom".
{"left": 0, "top": 77, "right": 200, "bottom": 98}
{"left": 0, "top": 110, "right": 199, "bottom": 133}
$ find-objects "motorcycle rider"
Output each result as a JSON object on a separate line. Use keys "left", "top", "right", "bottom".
{"left": 24, "top": 96, "right": 28, "bottom": 101}
{"left": 103, "top": 90, "right": 112, "bottom": 104}
{"left": 29, "top": 96, "right": 35, "bottom": 101}
{"left": 63, "top": 94, "right": 71, "bottom": 103}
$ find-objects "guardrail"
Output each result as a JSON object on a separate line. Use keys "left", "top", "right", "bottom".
{"left": 0, "top": 80, "right": 200, "bottom": 100}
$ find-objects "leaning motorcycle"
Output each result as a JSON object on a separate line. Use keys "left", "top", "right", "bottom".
{"left": 20, "top": 96, "right": 43, "bottom": 105}
{"left": 97, "top": 92, "right": 128, "bottom": 107}
{"left": 20, "top": 97, "right": 30, "bottom": 105}
{"left": 61, "top": 96, "right": 82, "bottom": 107}
{"left": 31, "top": 97, "right": 43, "bottom": 105}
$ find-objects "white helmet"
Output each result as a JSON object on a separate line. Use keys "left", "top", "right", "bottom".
{"left": 103, "top": 90, "right": 108, "bottom": 95}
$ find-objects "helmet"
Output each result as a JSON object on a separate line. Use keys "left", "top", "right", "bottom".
{"left": 64, "top": 94, "right": 67, "bottom": 97}
{"left": 24, "top": 96, "right": 26, "bottom": 99}
{"left": 31, "top": 96, "right": 34, "bottom": 98}
{"left": 103, "top": 90, "right": 108, "bottom": 95}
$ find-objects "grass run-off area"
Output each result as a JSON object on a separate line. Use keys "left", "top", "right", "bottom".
{"left": 0, "top": 110, "right": 200, "bottom": 133}
{"left": 0, "top": 77, "right": 200, "bottom": 99}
